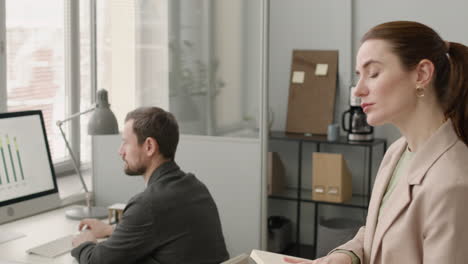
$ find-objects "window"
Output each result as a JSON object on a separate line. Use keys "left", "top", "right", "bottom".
{"left": 6, "top": 0, "right": 66, "bottom": 162}
{"left": 2, "top": 0, "right": 92, "bottom": 174}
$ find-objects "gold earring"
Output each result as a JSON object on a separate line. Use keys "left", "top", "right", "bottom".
{"left": 416, "top": 86, "right": 425, "bottom": 98}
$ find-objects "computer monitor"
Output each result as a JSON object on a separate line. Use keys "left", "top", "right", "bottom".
{"left": 0, "top": 110, "right": 60, "bottom": 225}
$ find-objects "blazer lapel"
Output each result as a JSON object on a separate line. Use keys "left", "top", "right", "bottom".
{"left": 406, "top": 120, "right": 459, "bottom": 186}
{"left": 369, "top": 169, "right": 411, "bottom": 263}
{"left": 369, "top": 120, "right": 459, "bottom": 263}
{"left": 366, "top": 139, "right": 406, "bottom": 263}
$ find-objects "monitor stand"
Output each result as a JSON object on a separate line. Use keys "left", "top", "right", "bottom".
{"left": 0, "top": 229, "right": 25, "bottom": 244}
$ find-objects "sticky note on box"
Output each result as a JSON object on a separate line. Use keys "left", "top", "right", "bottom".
{"left": 315, "top": 64, "right": 328, "bottom": 76}
{"left": 291, "top": 71, "right": 305, "bottom": 84}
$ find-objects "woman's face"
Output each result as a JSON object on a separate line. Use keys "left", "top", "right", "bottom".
{"left": 354, "top": 39, "right": 418, "bottom": 126}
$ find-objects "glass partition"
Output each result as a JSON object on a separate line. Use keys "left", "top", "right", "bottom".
{"left": 169, "top": 0, "right": 262, "bottom": 137}
{"left": 168, "top": 0, "right": 262, "bottom": 138}
{"left": 96, "top": 0, "right": 263, "bottom": 138}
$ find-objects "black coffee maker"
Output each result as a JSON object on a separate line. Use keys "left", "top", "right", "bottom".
{"left": 341, "top": 87, "right": 374, "bottom": 141}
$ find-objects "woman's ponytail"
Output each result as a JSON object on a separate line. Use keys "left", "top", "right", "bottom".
{"left": 444, "top": 42, "right": 468, "bottom": 146}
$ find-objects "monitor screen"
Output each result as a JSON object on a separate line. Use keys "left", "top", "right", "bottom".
{"left": 0, "top": 110, "right": 60, "bottom": 224}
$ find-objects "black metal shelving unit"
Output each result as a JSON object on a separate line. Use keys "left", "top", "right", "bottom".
{"left": 268, "top": 131, "right": 387, "bottom": 258}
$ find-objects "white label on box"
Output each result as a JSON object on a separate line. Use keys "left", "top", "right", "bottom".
{"left": 328, "top": 186, "right": 339, "bottom": 195}
{"left": 314, "top": 186, "right": 325, "bottom": 193}
{"left": 315, "top": 63, "right": 328, "bottom": 76}
{"left": 291, "top": 71, "right": 305, "bottom": 84}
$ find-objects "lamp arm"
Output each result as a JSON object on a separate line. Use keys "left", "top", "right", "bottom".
{"left": 55, "top": 106, "right": 96, "bottom": 194}
{"left": 56, "top": 106, "right": 95, "bottom": 126}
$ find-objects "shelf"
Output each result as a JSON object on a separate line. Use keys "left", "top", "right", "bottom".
{"left": 269, "top": 130, "right": 386, "bottom": 147}
{"left": 268, "top": 130, "right": 385, "bottom": 260}
{"left": 269, "top": 188, "right": 369, "bottom": 209}
{"left": 269, "top": 188, "right": 298, "bottom": 201}
{"left": 301, "top": 189, "right": 369, "bottom": 209}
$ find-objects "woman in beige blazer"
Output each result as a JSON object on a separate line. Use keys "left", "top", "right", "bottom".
{"left": 286, "top": 21, "right": 468, "bottom": 264}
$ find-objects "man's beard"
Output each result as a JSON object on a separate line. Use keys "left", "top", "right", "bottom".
{"left": 124, "top": 163, "right": 147, "bottom": 176}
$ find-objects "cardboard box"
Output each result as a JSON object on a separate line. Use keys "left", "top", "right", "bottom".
{"left": 267, "top": 152, "right": 285, "bottom": 196}
{"left": 286, "top": 50, "right": 338, "bottom": 135}
{"left": 221, "top": 249, "right": 309, "bottom": 264}
{"left": 312, "top": 152, "right": 352, "bottom": 203}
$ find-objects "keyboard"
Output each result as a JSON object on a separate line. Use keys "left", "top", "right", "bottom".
{"left": 26, "top": 234, "right": 74, "bottom": 258}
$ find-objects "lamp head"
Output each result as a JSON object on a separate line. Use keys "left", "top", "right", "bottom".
{"left": 88, "top": 89, "right": 119, "bottom": 135}
{"left": 96, "top": 88, "right": 110, "bottom": 108}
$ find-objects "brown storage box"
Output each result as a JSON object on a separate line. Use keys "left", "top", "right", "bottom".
{"left": 286, "top": 50, "right": 338, "bottom": 135}
{"left": 267, "top": 152, "right": 285, "bottom": 196}
{"left": 312, "top": 152, "right": 352, "bottom": 203}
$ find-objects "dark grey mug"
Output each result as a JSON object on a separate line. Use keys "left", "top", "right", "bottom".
{"left": 327, "top": 123, "right": 340, "bottom": 141}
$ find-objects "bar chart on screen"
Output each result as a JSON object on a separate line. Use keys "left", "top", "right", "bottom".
{"left": 0, "top": 134, "right": 29, "bottom": 197}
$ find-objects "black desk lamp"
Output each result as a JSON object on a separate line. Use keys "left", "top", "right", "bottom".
{"left": 56, "top": 89, "right": 118, "bottom": 219}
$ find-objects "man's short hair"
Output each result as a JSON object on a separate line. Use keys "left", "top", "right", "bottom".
{"left": 125, "top": 107, "right": 179, "bottom": 159}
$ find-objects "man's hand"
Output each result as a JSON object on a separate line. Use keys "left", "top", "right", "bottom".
{"left": 284, "top": 252, "right": 352, "bottom": 264}
{"left": 78, "top": 218, "right": 114, "bottom": 239}
{"left": 72, "top": 230, "right": 97, "bottom": 247}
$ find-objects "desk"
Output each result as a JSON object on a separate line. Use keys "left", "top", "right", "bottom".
{"left": 0, "top": 206, "right": 82, "bottom": 264}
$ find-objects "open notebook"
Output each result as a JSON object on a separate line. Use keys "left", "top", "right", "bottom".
{"left": 222, "top": 249, "right": 309, "bottom": 264}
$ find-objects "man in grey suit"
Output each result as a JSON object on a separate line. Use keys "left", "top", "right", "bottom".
{"left": 71, "top": 106, "right": 229, "bottom": 264}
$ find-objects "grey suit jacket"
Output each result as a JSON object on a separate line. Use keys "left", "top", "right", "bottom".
{"left": 72, "top": 161, "right": 229, "bottom": 264}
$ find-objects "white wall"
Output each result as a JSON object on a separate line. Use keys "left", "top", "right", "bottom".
{"left": 174, "top": 135, "right": 262, "bottom": 257}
